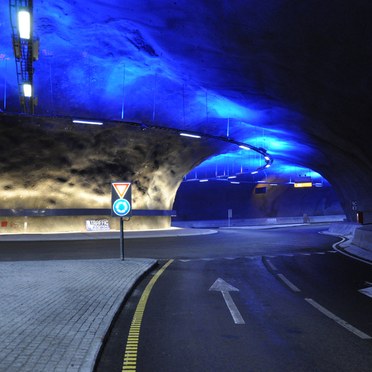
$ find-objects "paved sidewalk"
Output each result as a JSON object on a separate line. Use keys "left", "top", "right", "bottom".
{"left": 0, "top": 258, "right": 156, "bottom": 372}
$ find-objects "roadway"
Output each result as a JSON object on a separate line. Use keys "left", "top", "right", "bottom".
{"left": 0, "top": 224, "right": 344, "bottom": 261}
{"left": 1, "top": 224, "right": 371, "bottom": 371}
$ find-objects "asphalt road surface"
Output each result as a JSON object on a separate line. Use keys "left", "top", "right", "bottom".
{"left": 0, "top": 224, "right": 342, "bottom": 261}
{"left": 94, "top": 225, "right": 372, "bottom": 372}
{"left": 1, "top": 224, "right": 371, "bottom": 371}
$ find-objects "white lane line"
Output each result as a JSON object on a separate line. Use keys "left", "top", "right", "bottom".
{"left": 277, "top": 274, "right": 301, "bottom": 292}
{"left": 266, "top": 259, "right": 278, "bottom": 271}
{"left": 305, "top": 298, "right": 372, "bottom": 340}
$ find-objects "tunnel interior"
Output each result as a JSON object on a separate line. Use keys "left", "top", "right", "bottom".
{"left": 1, "top": 1, "right": 372, "bottom": 231}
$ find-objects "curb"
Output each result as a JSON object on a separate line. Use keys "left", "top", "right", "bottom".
{"left": 91, "top": 259, "right": 158, "bottom": 372}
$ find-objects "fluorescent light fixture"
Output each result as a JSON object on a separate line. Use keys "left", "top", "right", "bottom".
{"left": 231, "top": 181, "right": 240, "bottom": 184}
{"left": 239, "top": 145, "right": 251, "bottom": 150}
{"left": 73, "top": 120, "right": 103, "bottom": 125}
{"left": 199, "top": 179, "right": 208, "bottom": 182}
{"left": 265, "top": 164, "right": 271, "bottom": 168}
{"left": 18, "top": 10, "right": 31, "bottom": 39}
{"left": 228, "top": 176, "right": 237, "bottom": 179}
{"left": 23, "top": 83, "right": 32, "bottom": 97}
{"left": 264, "top": 156, "right": 270, "bottom": 161}
{"left": 294, "top": 182, "right": 313, "bottom": 188}
{"left": 251, "top": 171, "right": 258, "bottom": 175}
{"left": 180, "top": 132, "right": 201, "bottom": 139}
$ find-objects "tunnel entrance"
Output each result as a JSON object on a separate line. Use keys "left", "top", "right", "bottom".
{"left": 172, "top": 162, "right": 345, "bottom": 227}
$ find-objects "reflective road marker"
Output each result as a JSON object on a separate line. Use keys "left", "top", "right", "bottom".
{"left": 122, "top": 259, "right": 174, "bottom": 371}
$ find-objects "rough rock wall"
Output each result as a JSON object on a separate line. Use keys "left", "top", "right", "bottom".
{"left": 0, "top": 114, "right": 225, "bottom": 231}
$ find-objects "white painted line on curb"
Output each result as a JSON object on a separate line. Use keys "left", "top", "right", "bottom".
{"left": 277, "top": 273, "right": 301, "bottom": 292}
{"left": 305, "top": 298, "right": 372, "bottom": 340}
{"left": 266, "top": 259, "right": 278, "bottom": 271}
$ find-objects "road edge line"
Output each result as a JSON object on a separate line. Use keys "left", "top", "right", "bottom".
{"left": 305, "top": 298, "right": 372, "bottom": 340}
{"left": 122, "top": 259, "right": 174, "bottom": 371}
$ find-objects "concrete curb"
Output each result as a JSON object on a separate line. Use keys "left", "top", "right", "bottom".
{"left": 0, "top": 228, "right": 218, "bottom": 241}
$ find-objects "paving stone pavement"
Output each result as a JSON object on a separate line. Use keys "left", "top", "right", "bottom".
{"left": 0, "top": 258, "right": 156, "bottom": 372}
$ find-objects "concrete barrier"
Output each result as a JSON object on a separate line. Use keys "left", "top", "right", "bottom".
{"left": 173, "top": 215, "right": 345, "bottom": 229}
{"left": 327, "top": 222, "right": 372, "bottom": 256}
{"left": 326, "top": 222, "right": 360, "bottom": 238}
{"left": 351, "top": 226, "right": 372, "bottom": 253}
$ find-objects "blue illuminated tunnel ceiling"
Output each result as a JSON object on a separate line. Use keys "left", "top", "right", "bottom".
{"left": 1, "top": 1, "right": 371, "bottom": 185}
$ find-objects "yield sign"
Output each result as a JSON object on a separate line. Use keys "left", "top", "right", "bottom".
{"left": 111, "top": 182, "right": 132, "bottom": 217}
{"left": 112, "top": 182, "right": 130, "bottom": 199}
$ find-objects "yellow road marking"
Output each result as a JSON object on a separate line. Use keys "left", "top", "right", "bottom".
{"left": 122, "top": 259, "right": 174, "bottom": 371}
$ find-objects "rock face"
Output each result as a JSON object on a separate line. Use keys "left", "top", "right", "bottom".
{"left": 0, "top": 114, "right": 226, "bottom": 231}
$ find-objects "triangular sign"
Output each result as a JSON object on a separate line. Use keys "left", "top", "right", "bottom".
{"left": 113, "top": 182, "right": 130, "bottom": 199}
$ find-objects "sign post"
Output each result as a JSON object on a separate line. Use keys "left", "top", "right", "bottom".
{"left": 111, "top": 182, "right": 132, "bottom": 260}
{"left": 227, "top": 208, "right": 232, "bottom": 227}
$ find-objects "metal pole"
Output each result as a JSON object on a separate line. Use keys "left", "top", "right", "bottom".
{"left": 3, "top": 58, "right": 7, "bottom": 111}
{"left": 152, "top": 72, "right": 157, "bottom": 122}
{"left": 120, "top": 217, "right": 125, "bottom": 260}
{"left": 121, "top": 63, "right": 126, "bottom": 120}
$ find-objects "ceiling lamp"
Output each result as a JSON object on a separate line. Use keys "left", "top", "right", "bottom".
{"left": 180, "top": 132, "right": 202, "bottom": 139}
{"left": 22, "top": 83, "right": 32, "bottom": 97}
{"left": 17, "top": 9, "right": 31, "bottom": 39}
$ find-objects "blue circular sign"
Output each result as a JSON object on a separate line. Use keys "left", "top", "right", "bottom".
{"left": 113, "top": 199, "right": 131, "bottom": 217}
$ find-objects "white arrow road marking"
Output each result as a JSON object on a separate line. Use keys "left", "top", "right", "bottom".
{"left": 358, "top": 282, "right": 372, "bottom": 298}
{"left": 209, "top": 278, "right": 245, "bottom": 324}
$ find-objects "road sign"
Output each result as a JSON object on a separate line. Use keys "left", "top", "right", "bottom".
{"left": 111, "top": 182, "right": 132, "bottom": 217}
